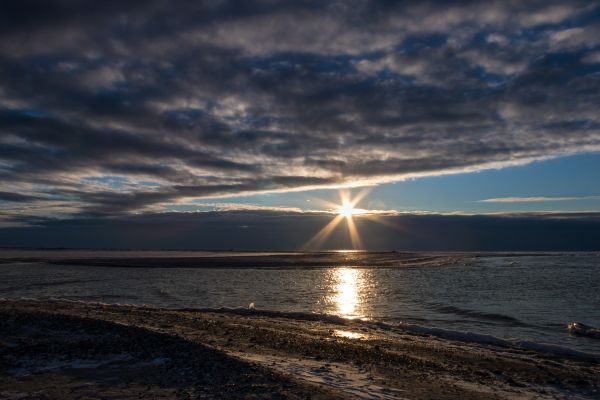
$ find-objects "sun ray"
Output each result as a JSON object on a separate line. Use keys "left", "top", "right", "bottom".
{"left": 303, "top": 188, "right": 374, "bottom": 250}
{"left": 360, "top": 213, "right": 401, "bottom": 230}
{"left": 348, "top": 187, "right": 372, "bottom": 208}
{"left": 301, "top": 214, "right": 345, "bottom": 250}
{"left": 306, "top": 195, "right": 345, "bottom": 211}
{"left": 345, "top": 215, "right": 363, "bottom": 249}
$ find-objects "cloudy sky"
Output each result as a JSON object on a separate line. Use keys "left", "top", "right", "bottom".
{"left": 1, "top": 1, "right": 599, "bottom": 249}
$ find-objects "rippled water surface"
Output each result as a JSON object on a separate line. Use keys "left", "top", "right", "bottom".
{"left": 1, "top": 253, "right": 599, "bottom": 354}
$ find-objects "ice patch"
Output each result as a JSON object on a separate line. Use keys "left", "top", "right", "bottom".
{"left": 568, "top": 322, "right": 600, "bottom": 339}
{"left": 10, "top": 354, "right": 133, "bottom": 376}
{"left": 229, "top": 351, "right": 408, "bottom": 400}
{"left": 138, "top": 357, "right": 170, "bottom": 367}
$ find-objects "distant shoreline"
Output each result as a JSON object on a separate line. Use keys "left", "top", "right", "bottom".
{"left": 2, "top": 246, "right": 595, "bottom": 253}
{"left": 0, "top": 249, "right": 595, "bottom": 269}
{"left": 0, "top": 251, "right": 462, "bottom": 268}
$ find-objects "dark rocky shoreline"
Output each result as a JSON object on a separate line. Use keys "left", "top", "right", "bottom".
{"left": 2, "top": 299, "right": 600, "bottom": 399}
{"left": 0, "top": 306, "right": 340, "bottom": 399}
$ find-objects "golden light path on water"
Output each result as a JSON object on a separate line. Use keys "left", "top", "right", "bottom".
{"left": 334, "top": 268, "right": 360, "bottom": 317}
{"left": 329, "top": 267, "right": 373, "bottom": 320}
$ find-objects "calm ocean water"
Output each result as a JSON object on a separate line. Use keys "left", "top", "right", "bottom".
{"left": 1, "top": 252, "right": 599, "bottom": 354}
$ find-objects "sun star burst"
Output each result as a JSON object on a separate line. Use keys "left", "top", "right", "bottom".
{"left": 302, "top": 189, "right": 371, "bottom": 250}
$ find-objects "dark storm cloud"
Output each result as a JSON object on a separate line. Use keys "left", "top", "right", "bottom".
{"left": 0, "top": 191, "right": 40, "bottom": 203}
{"left": 1, "top": 1, "right": 600, "bottom": 217}
{"left": 1, "top": 211, "right": 599, "bottom": 251}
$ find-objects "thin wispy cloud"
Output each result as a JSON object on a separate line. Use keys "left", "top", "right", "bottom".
{"left": 170, "top": 202, "right": 304, "bottom": 213}
{"left": 479, "top": 196, "right": 600, "bottom": 203}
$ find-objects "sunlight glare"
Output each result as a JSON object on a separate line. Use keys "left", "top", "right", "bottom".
{"left": 324, "top": 267, "right": 377, "bottom": 320}
{"left": 302, "top": 188, "right": 372, "bottom": 250}
{"left": 334, "top": 267, "right": 360, "bottom": 318}
{"left": 337, "top": 200, "right": 367, "bottom": 218}
{"left": 338, "top": 200, "right": 356, "bottom": 217}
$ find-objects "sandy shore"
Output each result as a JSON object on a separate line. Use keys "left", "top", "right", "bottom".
{"left": 1, "top": 300, "right": 599, "bottom": 399}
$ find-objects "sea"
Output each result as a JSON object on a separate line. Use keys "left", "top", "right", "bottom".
{"left": 1, "top": 250, "right": 599, "bottom": 355}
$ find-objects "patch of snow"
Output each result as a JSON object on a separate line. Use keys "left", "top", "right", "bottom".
{"left": 9, "top": 354, "right": 133, "bottom": 376}
{"left": 229, "top": 350, "right": 408, "bottom": 400}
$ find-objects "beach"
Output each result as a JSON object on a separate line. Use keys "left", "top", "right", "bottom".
{"left": 1, "top": 299, "right": 599, "bottom": 399}
{"left": 2, "top": 2, "right": 600, "bottom": 399}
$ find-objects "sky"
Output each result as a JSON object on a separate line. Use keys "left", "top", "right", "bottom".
{"left": 1, "top": 1, "right": 599, "bottom": 250}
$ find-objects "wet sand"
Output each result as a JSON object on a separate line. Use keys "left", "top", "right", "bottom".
{"left": 1, "top": 299, "right": 599, "bottom": 399}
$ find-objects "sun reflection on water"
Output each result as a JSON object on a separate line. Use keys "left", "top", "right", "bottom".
{"left": 333, "top": 329, "right": 368, "bottom": 339}
{"left": 330, "top": 267, "right": 371, "bottom": 319}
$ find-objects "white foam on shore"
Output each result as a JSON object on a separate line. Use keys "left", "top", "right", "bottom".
{"left": 384, "top": 321, "right": 599, "bottom": 359}
{"left": 191, "top": 306, "right": 600, "bottom": 360}
{"left": 4, "top": 297, "right": 599, "bottom": 361}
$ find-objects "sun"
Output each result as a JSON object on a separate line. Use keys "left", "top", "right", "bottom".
{"left": 338, "top": 200, "right": 363, "bottom": 217}
{"left": 302, "top": 188, "right": 372, "bottom": 250}
{"left": 302, "top": 187, "right": 399, "bottom": 251}
{"left": 337, "top": 193, "right": 368, "bottom": 218}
